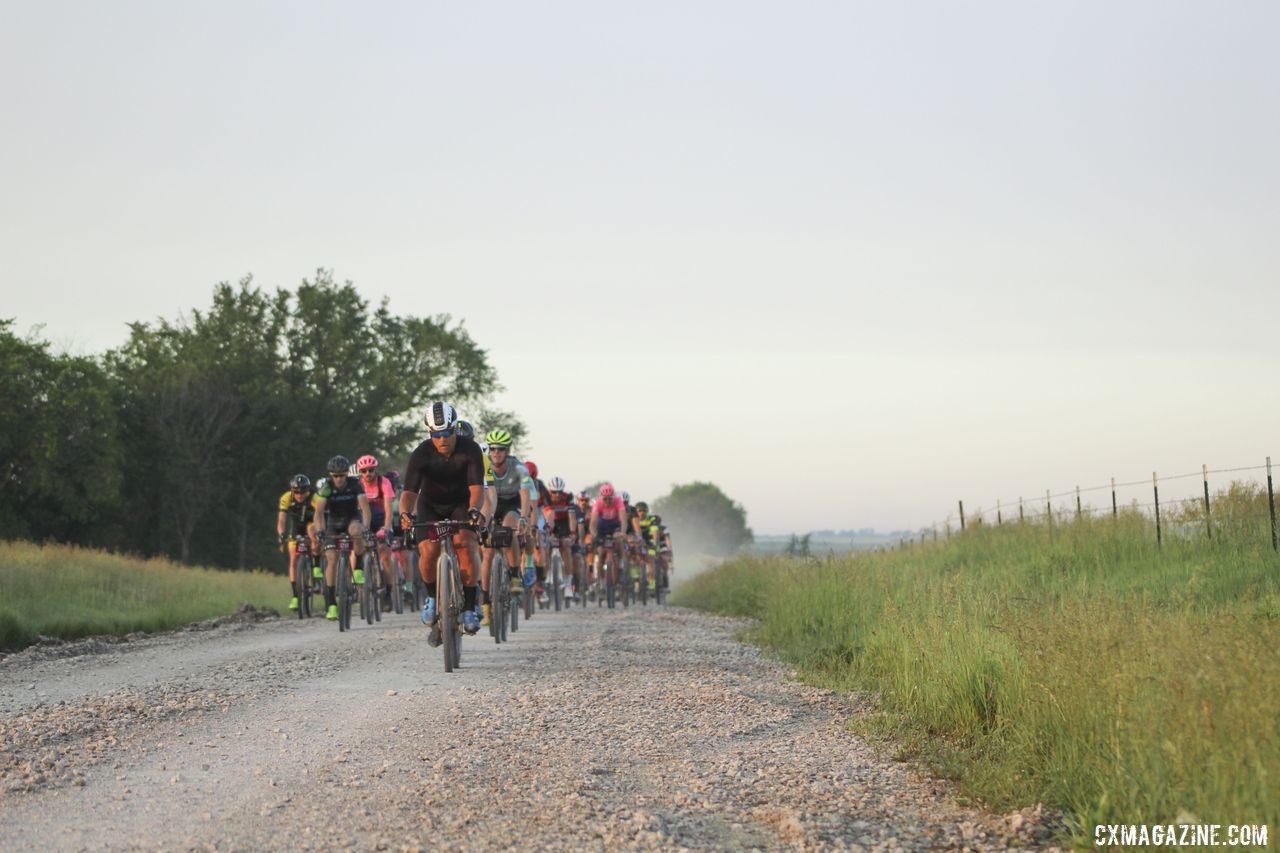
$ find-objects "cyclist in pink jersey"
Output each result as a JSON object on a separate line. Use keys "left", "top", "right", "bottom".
{"left": 357, "top": 454, "right": 397, "bottom": 610}
{"left": 590, "top": 483, "right": 629, "bottom": 591}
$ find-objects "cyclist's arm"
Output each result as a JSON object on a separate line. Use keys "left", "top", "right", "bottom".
{"left": 358, "top": 494, "right": 372, "bottom": 529}
{"left": 519, "top": 485, "right": 532, "bottom": 526}
{"left": 314, "top": 497, "right": 327, "bottom": 533}
{"left": 589, "top": 507, "right": 600, "bottom": 539}
{"left": 468, "top": 484, "right": 484, "bottom": 518}
{"left": 277, "top": 510, "right": 288, "bottom": 538}
{"left": 398, "top": 489, "right": 417, "bottom": 526}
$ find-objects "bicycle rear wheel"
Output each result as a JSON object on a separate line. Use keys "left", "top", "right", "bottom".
{"left": 524, "top": 574, "right": 535, "bottom": 621}
{"left": 605, "top": 560, "right": 615, "bottom": 609}
{"left": 639, "top": 561, "right": 648, "bottom": 607}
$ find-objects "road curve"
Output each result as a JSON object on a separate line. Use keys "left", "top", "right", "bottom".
{"left": 0, "top": 603, "right": 1055, "bottom": 850}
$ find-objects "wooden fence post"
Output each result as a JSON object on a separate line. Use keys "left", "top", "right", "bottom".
{"left": 1202, "top": 464, "right": 1212, "bottom": 540}
{"left": 1076, "top": 486, "right": 1082, "bottom": 521}
{"left": 1154, "top": 471, "right": 1162, "bottom": 549}
{"left": 1268, "top": 457, "right": 1277, "bottom": 552}
{"left": 1111, "top": 477, "right": 1117, "bottom": 518}
{"left": 959, "top": 501, "right": 965, "bottom": 531}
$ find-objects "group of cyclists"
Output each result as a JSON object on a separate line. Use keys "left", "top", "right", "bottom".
{"left": 276, "top": 401, "right": 675, "bottom": 641}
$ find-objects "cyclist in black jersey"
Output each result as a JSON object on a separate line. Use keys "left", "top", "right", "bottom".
{"left": 315, "top": 455, "right": 373, "bottom": 622}
{"left": 399, "top": 402, "right": 486, "bottom": 637}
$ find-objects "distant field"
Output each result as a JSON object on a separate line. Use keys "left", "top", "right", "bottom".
{"left": 749, "top": 533, "right": 899, "bottom": 556}
{"left": 0, "top": 541, "right": 283, "bottom": 650}
{"left": 675, "top": 489, "right": 1280, "bottom": 845}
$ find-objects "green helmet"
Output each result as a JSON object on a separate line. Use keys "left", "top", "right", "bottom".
{"left": 485, "top": 429, "right": 512, "bottom": 448}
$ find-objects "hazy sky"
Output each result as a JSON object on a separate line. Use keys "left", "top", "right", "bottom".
{"left": 3, "top": 1, "right": 1278, "bottom": 534}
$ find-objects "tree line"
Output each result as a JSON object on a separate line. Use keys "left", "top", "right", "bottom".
{"left": 1, "top": 271, "right": 521, "bottom": 571}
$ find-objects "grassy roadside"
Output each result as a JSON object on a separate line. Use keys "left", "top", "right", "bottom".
{"left": 0, "top": 541, "right": 283, "bottom": 650}
{"left": 673, "top": 493, "right": 1280, "bottom": 844}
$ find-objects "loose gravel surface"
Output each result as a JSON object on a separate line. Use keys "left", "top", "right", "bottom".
{"left": 0, "top": 603, "right": 1061, "bottom": 851}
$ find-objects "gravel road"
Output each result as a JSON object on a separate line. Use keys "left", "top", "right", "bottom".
{"left": 0, "top": 603, "right": 1059, "bottom": 851}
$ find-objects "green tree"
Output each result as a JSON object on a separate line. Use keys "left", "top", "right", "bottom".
{"left": 106, "top": 270, "right": 506, "bottom": 569}
{"left": 652, "top": 481, "right": 753, "bottom": 556}
{"left": 0, "top": 321, "right": 122, "bottom": 544}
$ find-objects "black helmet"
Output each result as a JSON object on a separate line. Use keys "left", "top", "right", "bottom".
{"left": 290, "top": 474, "right": 311, "bottom": 491}
{"left": 326, "top": 454, "right": 351, "bottom": 474}
{"left": 636, "top": 501, "right": 649, "bottom": 512}
{"left": 455, "top": 419, "right": 475, "bottom": 440}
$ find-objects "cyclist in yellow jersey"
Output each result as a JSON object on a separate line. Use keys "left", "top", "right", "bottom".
{"left": 277, "top": 474, "right": 319, "bottom": 610}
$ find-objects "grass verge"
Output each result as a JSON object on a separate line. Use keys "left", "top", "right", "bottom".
{"left": 0, "top": 540, "right": 284, "bottom": 650}
{"left": 674, "top": 495, "right": 1280, "bottom": 845}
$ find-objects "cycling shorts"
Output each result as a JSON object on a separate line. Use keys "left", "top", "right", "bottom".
{"left": 595, "top": 518, "right": 621, "bottom": 541}
{"left": 419, "top": 500, "right": 469, "bottom": 525}
{"left": 495, "top": 496, "right": 521, "bottom": 521}
{"left": 369, "top": 510, "right": 387, "bottom": 534}
{"left": 325, "top": 515, "right": 361, "bottom": 537}
{"left": 552, "top": 516, "right": 571, "bottom": 538}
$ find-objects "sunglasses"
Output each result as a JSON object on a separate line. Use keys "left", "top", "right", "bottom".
{"left": 331, "top": 472, "right": 348, "bottom": 478}
{"left": 430, "top": 429, "right": 454, "bottom": 439}
{"left": 489, "top": 446, "right": 509, "bottom": 453}
{"left": 359, "top": 467, "right": 377, "bottom": 474}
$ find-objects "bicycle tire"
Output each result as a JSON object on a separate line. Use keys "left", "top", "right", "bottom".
{"left": 294, "top": 555, "right": 310, "bottom": 619}
{"left": 391, "top": 554, "right": 405, "bottom": 615}
{"left": 489, "top": 554, "right": 506, "bottom": 644}
{"left": 639, "top": 561, "right": 648, "bottom": 607}
{"left": 364, "top": 551, "right": 380, "bottom": 624}
{"left": 337, "top": 555, "right": 351, "bottom": 632}
{"left": 439, "top": 553, "right": 458, "bottom": 673}
{"left": 605, "top": 559, "right": 615, "bottom": 609}
{"left": 551, "top": 552, "right": 563, "bottom": 612}
{"left": 524, "top": 575, "right": 535, "bottom": 621}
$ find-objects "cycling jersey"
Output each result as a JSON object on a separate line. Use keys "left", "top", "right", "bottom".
{"left": 637, "top": 514, "right": 660, "bottom": 544}
{"left": 278, "top": 490, "right": 317, "bottom": 531}
{"left": 403, "top": 436, "right": 485, "bottom": 511}
{"left": 486, "top": 455, "right": 534, "bottom": 519}
{"left": 592, "top": 496, "right": 626, "bottom": 522}
{"left": 546, "top": 491, "right": 573, "bottom": 522}
{"left": 317, "top": 477, "right": 364, "bottom": 522}
{"left": 360, "top": 474, "right": 395, "bottom": 529}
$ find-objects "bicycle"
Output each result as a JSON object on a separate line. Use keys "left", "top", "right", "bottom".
{"left": 385, "top": 533, "right": 407, "bottom": 615}
{"left": 547, "top": 536, "right": 567, "bottom": 612}
{"left": 412, "top": 519, "right": 479, "bottom": 673}
{"left": 483, "top": 525, "right": 513, "bottom": 645}
{"left": 361, "top": 534, "right": 384, "bottom": 625}
{"left": 292, "top": 534, "right": 317, "bottom": 619}
{"left": 595, "top": 533, "right": 622, "bottom": 609}
{"left": 324, "top": 532, "right": 357, "bottom": 632}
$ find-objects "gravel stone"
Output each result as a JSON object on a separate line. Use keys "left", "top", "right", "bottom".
{"left": 0, "top": 604, "right": 1063, "bottom": 850}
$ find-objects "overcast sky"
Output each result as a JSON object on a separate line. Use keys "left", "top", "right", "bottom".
{"left": 3, "top": 1, "right": 1278, "bottom": 534}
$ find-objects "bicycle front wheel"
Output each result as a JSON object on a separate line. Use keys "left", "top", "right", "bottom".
{"left": 551, "top": 552, "right": 564, "bottom": 612}
{"left": 489, "top": 554, "right": 506, "bottom": 644}
{"left": 337, "top": 559, "right": 351, "bottom": 632}
{"left": 295, "top": 556, "right": 311, "bottom": 619}
{"left": 439, "top": 553, "right": 458, "bottom": 673}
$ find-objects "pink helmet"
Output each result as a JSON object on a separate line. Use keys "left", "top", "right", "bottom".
{"left": 599, "top": 482, "right": 615, "bottom": 498}
{"left": 357, "top": 454, "right": 379, "bottom": 472}
{"left": 524, "top": 460, "right": 539, "bottom": 478}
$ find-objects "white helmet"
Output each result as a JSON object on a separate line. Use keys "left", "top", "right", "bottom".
{"left": 423, "top": 402, "right": 457, "bottom": 433}
{"left": 549, "top": 476, "right": 566, "bottom": 492}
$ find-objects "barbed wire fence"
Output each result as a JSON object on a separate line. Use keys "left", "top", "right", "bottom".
{"left": 888, "top": 457, "right": 1279, "bottom": 553}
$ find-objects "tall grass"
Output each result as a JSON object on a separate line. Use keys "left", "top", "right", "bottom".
{"left": 675, "top": 485, "right": 1280, "bottom": 843}
{"left": 0, "top": 541, "right": 283, "bottom": 650}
